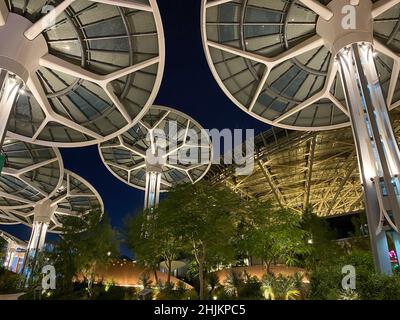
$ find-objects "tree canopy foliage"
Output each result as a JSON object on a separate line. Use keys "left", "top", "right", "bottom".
{"left": 48, "top": 211, "right": 119, "bottom": 295}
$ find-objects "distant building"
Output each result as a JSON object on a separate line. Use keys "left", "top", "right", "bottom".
{"left": 0, "top": 230, "right": 27, "bottom": 273}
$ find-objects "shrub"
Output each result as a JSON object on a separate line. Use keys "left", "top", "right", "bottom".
{"left": 0, "top": 270, "right": 22, "bottom": 294}
{"left": 309, "top": 250, "right": 400, "bottom": 300}
{"left": 238, "top": 275, "right": 263, "bottom": 300}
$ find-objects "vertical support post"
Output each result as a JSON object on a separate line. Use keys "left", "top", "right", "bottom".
{"left": 0, "top": 70, "right": 21, "bottom": 150}
{"left": 22, "top": 221, "right": 48, "bottom": 285}
{"left": 144, "top": 169, "right": 162, "bottom": 212}
{"left": 21, "top": 200, "right": 55, "bottom": 286}
{"left": 337, "top": 43, "right": 400, "bottom": 275}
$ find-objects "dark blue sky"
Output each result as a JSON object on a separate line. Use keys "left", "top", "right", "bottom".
{"left": 1, "top": 0, "right": 268, "bottom": 251}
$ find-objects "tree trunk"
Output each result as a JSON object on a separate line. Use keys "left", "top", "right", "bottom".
{"left": 198, "top": 258, "right": 205, "bottom": 300}
{"left": 167, "top": 259, "right": 172, "bottom": 284}
{"left": 153, "top": 268, "right": 159, "bottom": 284}
{"left": 87, "top": 277, "right": 92, "bottom": 297}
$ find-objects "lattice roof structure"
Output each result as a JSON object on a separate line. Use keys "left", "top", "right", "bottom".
{"left": 99, "top": 105, "right": 213, "bottom": 192}
{"left": 0, "top": 138, "right": 63, "bottom": 210}
{"left": 0, "top": 169, "right": 104, "bottom": 233}
{"left": 1, "top": 0, "right": 164, "bottom": 147}
{"left": 207, "top": 110, "right": 400, "bottom": 217}
{"left": 201, "top": 0, "right": 400, "bottom": 130}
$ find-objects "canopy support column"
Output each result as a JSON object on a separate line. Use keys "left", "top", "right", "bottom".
{"left": 144, "top": 167, "right": 162, "bottom": 212}
{"left": 22, "top": 200, "right": 55, "bottom": 286}
{"left": 0, "top": 70, "right": 21, "bottom": 148}
{"left": 337, "top": 43, "right": 400, "bottom": 275}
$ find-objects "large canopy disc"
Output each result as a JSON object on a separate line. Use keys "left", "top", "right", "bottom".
{"left": 99, "top": 105, "right": 213, "bottom": 192}
{"left": 0, "top": 138, "right": 63, "bottom": 210}
{"left": 0, "top": 0, "right": 165, "bottom": 147}
{"left": 0, "top": 169, "right": 104, "bottom": 234}
{"left": 201, "top": 0, "right": 400, "bottom": 131}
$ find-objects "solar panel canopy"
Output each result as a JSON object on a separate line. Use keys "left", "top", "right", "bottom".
{"left": 0, "top": 138, "right": 63, "bottom": 210}
{"left": 201, "top": 0, "right": 400, "bottom": 130}
{"left": 99, "top": 105, "right": 213, "bottom": 192}
{"left": 0, "top": 169, "right": 104, "bottom": 233}
{"left": 0, "top": 0, "right": 164, "bottom": 147}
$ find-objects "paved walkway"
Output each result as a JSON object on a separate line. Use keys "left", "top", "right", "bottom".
{"left": 0, "top": 293, "right": 25, "bottom": 300}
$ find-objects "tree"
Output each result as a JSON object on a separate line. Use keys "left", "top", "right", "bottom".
{"left": 300, "top": 205, "right": 344, "bottom": 270}
{"left": 223, "top": 270, "right": 244, "bottom": 298}
{"left": 0, "top": 236, "right": 6, "bottom": 263}
{"left": 155, "top": 181, "right": 244, "bottom": 300}
{"left": 262, "top": 273, "right": 300, "bottom": 300}
{"left": 240, "top": 200, "right": 310, "bottom": 273}
{"left": 49, "top": 211, "right": 119, "bottom": 296}
{"left": 124, "top": 208, "right": 184, "bottom": 285}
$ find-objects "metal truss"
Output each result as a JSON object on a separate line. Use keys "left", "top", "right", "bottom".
{"left": 206, "top": 113, "right": 400, "bottom": 217}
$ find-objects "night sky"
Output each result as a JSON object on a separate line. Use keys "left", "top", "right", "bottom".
{"left": 1, "top": 0, "right": 267, "bottom": 254}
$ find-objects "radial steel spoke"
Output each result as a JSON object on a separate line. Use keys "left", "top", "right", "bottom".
{"left": 17, "top": 176, "right": 49, "bottom": 197}
{"left": 0, "top": 193, "right": 35, "bottom": 206}
{"left": 27, "top": 74, "right": 103, "bottom": 140}
{"left": 39, "top": 54, "right": 159, "bottom": 124}
{"left": 89, "top": 0, "right": 153, "bottom": 12}
{"left": 273, "top": 59, "right": 338, "bottom": 124}
{"left": 205, "top": 0, "right": 234, "bottom": 8}
{"left": 373, "top": 38, "right": 400, "bottom": 108}
{"left": 372, "top": 0, "right": 400, "bottom": 18}
{"left": 24, "top": 0, "right": 76, "bottom": 40}
{"left": 16, "top": 158, "right": 58, "bottom": 175}
{"left": 0, "top": 0, "right": 9, "bottom": 26}
{"left": 208, "top": 35, "right": 324, "bottom": 71}
{"left": 104, "top": 84, "right": 132, "bottom": 123}
{"left": 298, "top": 0, "right": 334, "bottom": 21}
{"left": 248, "top": 69, "right": 269, "bottom": 112}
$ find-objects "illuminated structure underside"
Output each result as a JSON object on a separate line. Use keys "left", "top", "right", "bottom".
{"left": 0, "top": 229, "right": 27, "bottom": 273}
{"left": 0, "top": 0, "right": 164, "bottom": 147}
{"left": 0, "top": 170, "right": 103, "bottom": 282}
{"left": 0, "top": 139, "right": 63, "bottom": 209}
{"left": 207, "top": 115, "right": 400, "bottom": 216}
{"left": 99, "top": 105, "right": 212, "bottom": 210}
{"left": 202, "top": 0, "right": 400, "bottom": 274}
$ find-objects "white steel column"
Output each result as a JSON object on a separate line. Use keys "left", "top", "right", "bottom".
{"left": 0, "top": 71, "right": 21, "bottom": 148}
{"left": 22, "top": 200, "right": 55, "bottom": 284}
{"left": 144, "top": 167, "right": 162, "bottom": 212}
{"left": 0, "top": 1, "right": 8, "bottom": 26}
{"left": 337, "top": 43, "right": 400, "bottom": 275}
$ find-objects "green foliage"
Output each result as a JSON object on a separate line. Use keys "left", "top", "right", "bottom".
{"left": 124, "top": 207, "right": 184, "bottom": 284}
{"left": 308, "top": 250, "right": 400, "bottom": 300}
{"left": 351, "top": 212, "right": 368, "bottom": 237}
{"left": 0, "top": 269, "right": 22, "bottom": 294}
{"left": 206, "top": 272, "right": 220, "bottom": 295}
{"left": 238, "top": 273, "right": 263, "bottom": 300}
{"left": 19, "top": 283, "right": 139, "bottom": 300}
{"left": 262, "top": 273, "right": 301, "bottom": 300}
{"left": 223, "top": 270, "right": 244, "bottom": 298}
{"left": 47, "top": 211, "right": 119, "bottom": 296}
{"left": 0, "top": 236, "right": 6, "bottom": 261}
{"left": 239, "top": 200, "right": 311, "bottom": 272}
{"left": 154, "top": 181, "right": 244, "bottom": 300}
{"left": 300, "top": 206, "right": 344, "bottom": 270}
{"left": 156, "top": 281, "right": 196, "bottom": 300}
{"left": 138, "top": 271, "right": 153, "bottom": 289}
